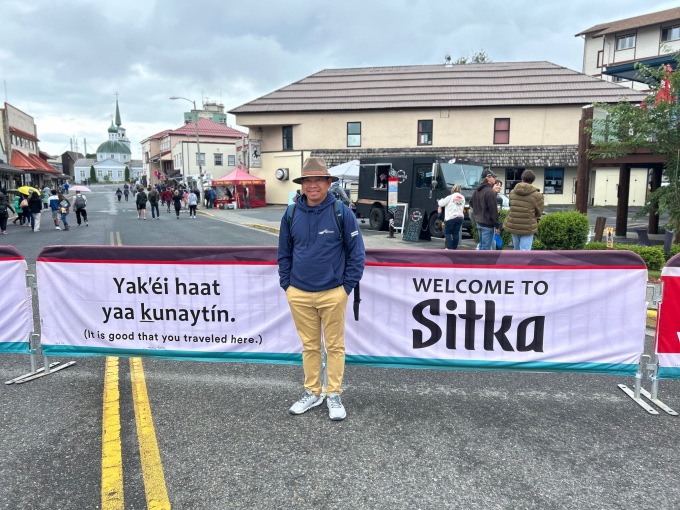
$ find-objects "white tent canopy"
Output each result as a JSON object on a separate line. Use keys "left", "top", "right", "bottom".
{"left": 328, "top": 159, "right": 359, "bottom": 183}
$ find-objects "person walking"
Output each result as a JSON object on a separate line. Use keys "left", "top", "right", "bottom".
{"left": 0, "top": 192, "right": 15, "bottom": 234}
{"left": 136, "top": 187, "right": 148, "bottom": 220}
{"left": 115, "top": 188, "right": 123, "bottom": 202}
{"left": 148, "top": 187, "right": 160, "bottom": 220}
{"left": 503, "top": 170, "right": 544, "bottom": 250}
{"left": 19, "top": 194, "right": 30, "bottom": 227}
{"left": 187, "top": 190, "right": 198, "bottom": 218}
{"left": 278, "top": 157, "right": 365, "bottom": 421}
{"left": 470, "top": 169, "right": 501, "bottom": 250}
{"left": 49, "top": 189, "right": 61, "bottom": 230}
{"left": 58, "top": 194, "right": 71, "bottom": 231}
{"left": 162, "top": 188, "right": 173, "bottom": 213}
{"left": 28, "top": 191, "right": 42, "bottom": 232}
{"left": 437, "top": 184, "right": 465, "bottom": 250}
{"left": 42, "top": 186, "right": 50, "bottom": 210}
{"left": 123, "top": 185, "right": 129, "bottom": 202}
{"left": 73, "top": 191, "right": 89, "bottom": 227}
{"left": 172, "top": 190, "right": 182, "bottom": 219}
{"left": 12, "top": 193, "right": 22, "bottom": 226}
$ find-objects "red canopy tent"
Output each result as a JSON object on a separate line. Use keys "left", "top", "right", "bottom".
{"left": 211, "top": 167, "right": 266, "bottom": 208}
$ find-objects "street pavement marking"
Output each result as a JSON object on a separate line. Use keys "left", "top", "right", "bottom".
{"left": 101, "top": 357, "right": 124, "bottom": 509}
{"left": 129, "top": 357, "right": 171, "bottom": 509}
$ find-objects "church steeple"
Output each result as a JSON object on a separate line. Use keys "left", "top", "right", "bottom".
{"left": 115, "top": 95, "right": 122, "bottom": 127}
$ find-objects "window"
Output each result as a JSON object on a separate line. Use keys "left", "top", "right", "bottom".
{"left": 504, "top": 168, "right": 524, "bottom": 192}
{"left": 418, "top": 120, "right": 433, "bottom": 145}
{"left": 494, "top": 118, "right": 510, "bottom": 144}
{"left": 662, "top": 25, "right": 680, "bottom": 42}
{"left": 544, "top": 168, "right": 564, "bottom": 194}
{"left": 282, "top": 126, "right": 293, "bottom": 150}
{"left": 228, "top": 155, "right": 235, "bottom": 166}
{"left": 616, "top": 34, "right": 636, "bottom": 50}
{"left": 612, "top": 76, "right": 625, "bottom": 83}
{"left": 214, "top": 153, "right": 223, "bottom": 166}
{"left": 347, "top": 122, "right": 361, "bottom": 147}
{"left": 196, "top": 153, "right": 205, "bottom": 166}
{"left": 110, "top": 154, "right": 114, "bottom": 159}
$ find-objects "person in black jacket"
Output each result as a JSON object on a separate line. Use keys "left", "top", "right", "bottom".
{"left": 470, "top": 169, "right": 501, "bottom": 250}
{"left": 0, "top": 192, "right": 15, "bottom": 234}
{"left": 28, "top": 191, "right": 43, "bottom": 232}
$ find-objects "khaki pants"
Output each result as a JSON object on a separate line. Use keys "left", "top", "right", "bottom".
{"left": 286, "top": 285, "right": 348, "bottom": 395}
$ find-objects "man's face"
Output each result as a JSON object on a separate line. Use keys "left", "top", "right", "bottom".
{"left": 301, "top": 177, "right": 331, "bottom": 206}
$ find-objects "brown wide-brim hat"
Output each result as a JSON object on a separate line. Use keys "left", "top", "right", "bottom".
{"left": 292, "top": 157, "right": 339, "bottom": 184}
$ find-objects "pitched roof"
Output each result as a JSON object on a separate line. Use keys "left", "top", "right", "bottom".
{"left": 140, "top": 129, "right": 172, "bottom": 143}
{"left": 74, "top": 158, "right": 96, "bottom": 167}
{"left": 212, "top": 167, "right": 265, "bottom": 184}
{"left": 173, "top": 118, "right": 247, "bottom": 138}
{"left": 576, "top": 7, "right": 680, "bottom": 36}
{"left": 230, "top": 61, "right": 647, "bottom": 114}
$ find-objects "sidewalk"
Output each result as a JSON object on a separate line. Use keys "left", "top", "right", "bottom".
{"left": 197, "top": 204, "right": 460, "bottom": 250}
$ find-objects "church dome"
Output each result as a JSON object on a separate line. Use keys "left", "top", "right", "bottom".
{"left": 97, "top": 140, "right": 131, "bottom": 155}
{"left": 108, "top": 121, "right": 118, "bottom": 134}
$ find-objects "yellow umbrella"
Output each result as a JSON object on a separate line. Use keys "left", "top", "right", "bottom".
{"left": 17, "top": 186, "right": 40, "bottom": 196}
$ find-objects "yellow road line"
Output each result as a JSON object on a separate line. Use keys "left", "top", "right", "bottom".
{"left": 129, "top": 357, "right": 171, "bottom": 509}
{"left": 101, "top": 357, "right": 124, "bottom": 509}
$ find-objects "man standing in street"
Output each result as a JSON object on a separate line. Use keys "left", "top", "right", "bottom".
{"left": 136, "top": 187, "right": 148, "bottom": 220}
{"left": 278, "top": 157, "right": 365, "bottom": 421}
{"left": 470, "top": 169, "right": 501, "bottom": 250}
{"left": 148, "top": 186, "right": 160, "bottom": 220}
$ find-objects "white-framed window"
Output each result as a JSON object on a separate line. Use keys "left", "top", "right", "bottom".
{"left": 228, "top": 155, "right": 235, "bottom": 166}
{"left": 418, "top": 120, "right": 433, "bottom": 145}
{"left": 196, "top": 153, "right": 205, "bottom": 166}
{"left": 214, "top": 153, "right": 223, "bottom": 166}
{"left": 544, "top": 168, "right": 564, "bottom": 195}
{"left": 97, "top": 169, "right": 103, "bottom": 178}
{"left": 347, "top": 122, "right": 361, "bottom": 147}
{"left": 662, "top": 25, "right": 680, "bottom": 42}
{"left": 616, "top": 34, "right": 636, "bottom": 50}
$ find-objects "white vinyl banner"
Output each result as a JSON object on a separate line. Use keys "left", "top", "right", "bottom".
{"left": 0, "top": 249, "right": 33, "bottom": 354}
{"left": 37, "top": 247, "right": 647, "bottom": 376}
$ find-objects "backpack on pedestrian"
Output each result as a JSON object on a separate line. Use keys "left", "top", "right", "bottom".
{"left": 74, "top": 195, "right": 86, "bottom": 209}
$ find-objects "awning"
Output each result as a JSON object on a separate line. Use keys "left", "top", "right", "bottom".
{"left": 10, "top": 150, "right": 59, "bottom": 174}
{"left": 0, "top": 163, "right": 24, "bottom": 175}
{"left": 603, "top": 55, "right": 677, "bottom": 85}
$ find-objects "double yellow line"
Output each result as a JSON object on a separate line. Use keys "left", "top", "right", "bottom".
{"left": 102, "top": 232, "right": 170, "bottom": 509}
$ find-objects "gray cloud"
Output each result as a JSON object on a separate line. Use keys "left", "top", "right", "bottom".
{"left": 0, "top": 0, "right": 675, "bottom": 157}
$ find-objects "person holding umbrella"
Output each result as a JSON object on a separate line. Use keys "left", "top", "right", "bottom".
{"left": 72, "top": 191, "right": 88, "bottom": 227}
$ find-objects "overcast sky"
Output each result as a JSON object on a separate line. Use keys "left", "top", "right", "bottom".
{"left": 0, "top": 0, "right": 676, "bottom": 159}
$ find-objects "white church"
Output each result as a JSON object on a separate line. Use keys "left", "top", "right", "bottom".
{"left": 74, "top": 98, "right": 135, "bottom": 183}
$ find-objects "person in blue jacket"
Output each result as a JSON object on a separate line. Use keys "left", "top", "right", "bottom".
{"left": 278, "top": 157, "right": 365, "bottom": 421}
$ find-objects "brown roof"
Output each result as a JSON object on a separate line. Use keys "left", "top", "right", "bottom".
{"left": 230, "top": 61, "right": 647, "bottom": 114}
{"left": 172, "top": 118, "right": 246, "bottom": 138}
{"left": 576, "top": 7, "right": 680, "bottom": 36}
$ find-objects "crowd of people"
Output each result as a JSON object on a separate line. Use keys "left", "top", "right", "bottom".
{"left": 0, "top": 185, "right": 87, "bottom": 234}
{"left": 117, "top": 183, "right": 217, "bottom": 220}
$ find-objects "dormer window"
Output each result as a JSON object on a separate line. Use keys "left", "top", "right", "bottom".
{"left": 616, "top": 34, "right": 636, "bottom": 50}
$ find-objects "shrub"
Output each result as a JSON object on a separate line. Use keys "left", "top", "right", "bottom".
{"left": 581, "top": 242, "right": 665, "bottom": 270}
{"left": 470, "top": 209, "right": 511, "bottom": 248}
{"left": 537, "top": 211, "right": 590, "bottom": 250}
{"left": 531, "top": 238, "right": 546, "bottom": 250}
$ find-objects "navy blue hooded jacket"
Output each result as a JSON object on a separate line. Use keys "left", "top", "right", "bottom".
{"left": 278, "top": 192, "right": 365, "bottom": 294}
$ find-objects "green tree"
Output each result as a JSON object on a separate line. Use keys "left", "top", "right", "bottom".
{"left": 90, "top": 165, "right": 97, "bottom": 183}
{"left": 124, "top": 166, "right": 130, "bottom": 182}
{"left": 588, "top": 57, "right": 680, "bottom": 240}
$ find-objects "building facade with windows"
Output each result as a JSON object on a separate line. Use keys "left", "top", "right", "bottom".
{"left": 141, "top": 118, "right": 247, "bottom": 185}
{"left": 576, "top": 7, "right": 680, "bottom": 90}
{"left": 229, "top": 62, "right": 646, "bottom": 206}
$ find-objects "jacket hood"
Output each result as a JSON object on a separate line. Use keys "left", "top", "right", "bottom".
{"left": 476, "top": 181, "right": 492, "bottom": 192}
{"left": 512, "top": 182, "right": 539, "bottom": 196}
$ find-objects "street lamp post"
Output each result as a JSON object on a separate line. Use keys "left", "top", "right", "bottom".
{"left": 169, "top": 96, "right": 203, "bottom": 193}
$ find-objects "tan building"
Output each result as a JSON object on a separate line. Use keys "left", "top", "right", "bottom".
{"left": 230, "top": 61, "right": 646, "bottom": 206}
{"left": 576, "top": 7, "right": 680, "bottom": 90}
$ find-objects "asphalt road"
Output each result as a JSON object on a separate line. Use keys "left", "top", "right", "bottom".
{"left": 0, "top": 185, "right": 678, "bottom": 510}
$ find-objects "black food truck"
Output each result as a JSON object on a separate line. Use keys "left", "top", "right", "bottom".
{"left": 355, "top": 156, "right": 487, "bottom": 237}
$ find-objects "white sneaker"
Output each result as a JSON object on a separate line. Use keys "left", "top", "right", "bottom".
{"left": 55, "top": 226, "right": 61, "bottom": 230}
{"left": 289, "top": 391, "right": 324, "bottom": 415}
{"left": 327, "top": 393, "right": 346, "bottom": 421}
